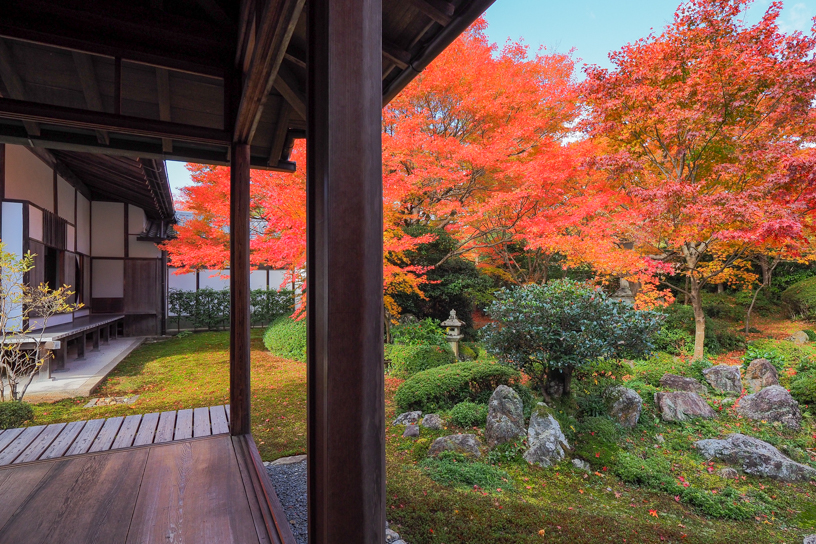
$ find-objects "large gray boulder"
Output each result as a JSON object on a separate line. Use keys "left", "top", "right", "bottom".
{"left": 421, "top": 413, "right": 443, "bottom": 430}
{"left": 604, "top": 386, "right": 642, "bottom": 428}
{"left": 393, "top": 411, "right": 422, "bottom": 425}
{"left": 427, "top": 434, "right": 482, "bottom": 458}
{"left": 402, "top": 424, "right": 419, "bottom": 438}
{"left": 655, "top": 391, "right": 717, "bottom": 422}
{"left": 659, "top": 373, "right": 707, "bottom": 394}
{"left": 805, "top": 535, "right": 816, "bottom": 544}
{"left": 702, "top": 365, "right": 742, "bottom": 395}
{"left": 744, "top": 358, "right": 779, "bottom": 393}
{"left": 788, "top": 330, "right": 810, "bottom": 345}
{"left": 485, "top": 385, "right": 526, "bottom": 448}
{"left": 695, "top": 433, "right": 816, "bottom": 482}
{"left": 523, "top": 404, "right": 569, "bottom": 468}
{"left": 736, "top": 385, "right": 802, "bottom": 429}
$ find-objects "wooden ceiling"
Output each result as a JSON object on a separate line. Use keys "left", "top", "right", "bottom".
{"left": 0, "top": 0, "right": 495, "bottom": 171}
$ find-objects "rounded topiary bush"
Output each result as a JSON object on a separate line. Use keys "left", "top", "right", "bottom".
{"left": 395, "top": 361, "right": 521, "bottom": 412}
{"left": 385, "top": 344, "right": 456, "bottom": 377}
{"left": 0, "top": 401, "right": 33, "bottom": 429}
{"left": 782, "top": 276, "right": 816, "bottom": 321}
{"left": 263, "top": 317, "right": 306, "bottom": 362}
{"left": 447, "top": 401, "right": 488, "bottom": 428}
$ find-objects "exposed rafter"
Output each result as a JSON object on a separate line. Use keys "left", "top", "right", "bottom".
{"left": 273, "top": 62, "right": 306, "bottom": 121}
{"left": 267, "top": 102, "right": 291, "bottom": 167}
{"left": 0, "top": 38, "right": 40, "bottom": 137}
{"left": 72, "top": 52, "right": 110, "bottom": 145}
{"left": 406, "top": 0, "right": 455, "bottom": 26}
{"left": 233, "top": 0, "right": 305, "bottom": 143}
{"left": 382, "top": 40, "right": 411, "bottom": 71}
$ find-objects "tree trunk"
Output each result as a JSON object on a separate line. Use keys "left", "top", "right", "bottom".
{"left": 683, "top": 276, "right": 690, "bottom": 305}
{"left": 717, "top": 283, "right": 724, "bottom": 294}
{"left": 383, "top": 305, "right": 393, "bottom": 345}
{"left": 744, "top": 282, "right": 765, "bottom": 334}
{"left": 690, "top": 279, "right": 706, "bottom": 360}
{"left": 543, "top": 366, "right": 573, "bottom": 399}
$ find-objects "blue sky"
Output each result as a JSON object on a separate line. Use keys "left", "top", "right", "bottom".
{"left": 166, "top": 0, "right": 815, "bottom": 195}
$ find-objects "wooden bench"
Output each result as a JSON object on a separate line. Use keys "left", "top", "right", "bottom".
{"left": 8, "top": 315, "right": 125, "bottom": 381}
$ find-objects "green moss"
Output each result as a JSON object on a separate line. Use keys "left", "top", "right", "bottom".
{"left": 385, "top": 344, "right": 456, "bottom": 377}
{"left": 447, "top": 401, "right": 488, "bottom": 428}
{"left": 782, "top": 276, "right": 816, "bottom": 320}
{"left": 419, "top": 452, "right": 512, "bottom": 491}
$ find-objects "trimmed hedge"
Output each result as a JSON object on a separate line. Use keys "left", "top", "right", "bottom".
{"left": 0, "top": 401, "right": 33, "bottom": 429}
{"left": 395, "top": 361, "right": 522, "bottom": 412}
{"left": 168, "top": 287, "right": 294, "bottom": 331}
{"left": 782, "top": 276, "right": 816, "bottom": 321}
{"left": 385, "top": 344, "right": 456, "bottom": 377}
{"left": 263, "top": 317, "right": 307, "bottom": 362}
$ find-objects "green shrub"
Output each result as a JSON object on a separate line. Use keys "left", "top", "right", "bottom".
{"left": 790, "top": 370, "right": 816, "bottom": 406}
{"left": 482, "top": 280, "right": 662, "bottom": 396}
{"left": 458, "top": 344, "right": 477, "bottom": 361}
{"left": 702, "top": 292, "right": 744, "bottom": 322}
{"left": 391, "top": 318, "right": 447, "bottom": 346}
{"left": 168, "top": 287, "right": 293, "bottom": 331}
{"left": 447, "top": 401, "right": 488, "bottom": 428}
{"left": 263, "top": 317, "right": 307, "bottom": 362}
{"left": 782, "top": 276, "right": 816, "bottom": 320}
{"left": 385, "top": 344, "right": 456, "bottom": 377}
{"left": 485, "top": 440, "right": 527, "bottom": 465}
{"left": 419, "top": 452, "right": 512, "bottom": 490}
{"left": 805, "top": 330, "right": 816, "bottom": 342}
{"left": 395, "top": 361, "right": 521, "bottom": 412}
{"left": 0, "top": 401, "right": 33, "bottom": 429}
{"left": 460, "top": 342, "right": 480, "bottom": 360}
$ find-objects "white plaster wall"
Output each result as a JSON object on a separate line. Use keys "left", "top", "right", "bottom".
{"left": 76, "top": 194, "right": 90, "bottom": 255}
{"left": 91, "top": 259, "right": 124, "bottom": 298}
{"left": 28, "top": 206, "right": 42, "bottom": 242}
{"left": 269, "top": 269, "right": 287, "bottom": 290}
{"left": 128, "top": 205, "right": 146, "bottom": 234}
{"left": 74, "top": 308, "right": 90, "bottom": 318}
{"left": 29, "top": 313, "right": 73, "bottom": 331}
{"left": 250, "top": 270, "right": 267, "bottom": 290}
{"left": 129, "top": 236, "right": 161, "bottom": 258}
{"left": 91, "top": 202, "right": 124, "bottom": 257}
{"left": 66, "top": 225, "right": 75, "bottom": 252}
{"left": 199, "top": 270, "right": 230, "bottom": 290}
{"left": 168, "top": 268, "right": 197, "bottom": 291}
{"left": 57, "top": 177, "right": 75, "bottom": 223}
{"left": 5, "top": 145, "right": 53, "bottom": 211}
{"left": 1, "top": 202, "right": 24, "bottom": 330}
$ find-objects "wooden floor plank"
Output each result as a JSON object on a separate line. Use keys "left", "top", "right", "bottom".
{"left": 132, "top": 411, "right": 160, "bottom": 447}
{"left": 154, "top": 410, "right": 177, "bottom": 444}
{"left": 193, "top": 407, "right": 211, "bottom": 438}
{"left": 232, "top": 436, "right": 276, "bottom": 544}
{"left": 126, "top": 436, "right": 262, "bottom": 544}
{"left": 0, "top": 426, "right": 46, "bottom": 466}
{"left": 14, "top": 423, "right": 66, "bottom": 464}
{"left": 210, "top": 405, "right": 230, "bottom": 435}
{"left": 174, "top": 408, "right": 193, "bottom": 441}
{"left": 0, "top": 447, "right": 149, "bottom": 543}
{"left": 0, "top": 462, "right": 55, "bottom": 528}
{"left": 41, "top": 420, "right": 86, "bottom": 460}
{"left": 89, "top": 416, "right": 124, "bottom": 453}
{"left": 65, "top": 419, "right": 105, "bottom": 456}
{"left": 111, "top": 414, "right": 142, "bottom": 450}
{"left": 0, "top": 427, "right": 25, "bottom": 455}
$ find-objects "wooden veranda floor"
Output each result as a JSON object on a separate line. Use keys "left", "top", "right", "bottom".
{"left": 0, "top": 410, "right": 295, "bottom": 544}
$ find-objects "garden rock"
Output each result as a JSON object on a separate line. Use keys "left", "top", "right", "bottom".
{"left": 421, "top": 413, "right": 443, "bottom": 430}
{"left": 402, "top": 424, "right": 419, "bottom": 438}
{"left": 393, "top": 411, "right": 422, "bottom": 425}
{"left": 485, "top": 385, "right": 526, "bottom": 448}
{"left": 736, "top": 385, "right": 801, "bottom": 429}
{"left": 804, "top": 535, "right": 816, "bottom": 544}
{"left": 523, "top": 404, "right": 569, "bottom": 468}
{"left": 428, "top": 434, "right": 482, "bottom": 458}
{"left": 572, "top": 458, "right": 590, "bottom": 472}
{"left": 659, "top": 373, "right": 707, "bottom": 394}
{"left": 702, "top": 365, "right": 742, "bottom": 395}
{"left": 788, "top": 330, "right": 810, "bottom": 345}
{"left": 385, "top": 527, "right": 401, "bottom": 543}
{"left": 744, "top": 358, "right": 779, "bottom": 393}
{"left": 604, "top": 386, "right": 642, "bottom": 428}
{"left": 654, "top": 391, "right": 717, "bottom": 422}
{"left": 717, "top": 467, "right": 739, "bottom": 479}
{"left": 695, "top": 433, "right": 816, "bottom": 481}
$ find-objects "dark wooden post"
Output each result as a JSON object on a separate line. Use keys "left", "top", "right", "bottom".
{"left": 307, "top": 0, "right": 384, "bottom": 543}
{"left": 229, "top": 142, "right": 251, "bottom": 436}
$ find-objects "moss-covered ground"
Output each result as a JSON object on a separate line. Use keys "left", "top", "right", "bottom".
{"left": 25, "top": 318, "right": 816, "bottom": 543}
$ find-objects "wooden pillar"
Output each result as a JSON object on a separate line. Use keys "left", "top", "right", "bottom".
{"left": 230, "top": 142, "right": 251, "bottom": 436}
{"left": 307, "top": 0, "right": 384, "bottom": 543}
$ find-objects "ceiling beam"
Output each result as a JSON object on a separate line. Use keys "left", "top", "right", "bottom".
{"left": 233, "top": 0, "right": 305, "bottom": 143}
{"left": 194, "top": 0, "right": 233, "bottom": 26}
{"left": 0, "top": 39, "right": 40, "bottom": 137}
{"left": 273, "top": 62, "right": 306, "bottom": 121}
{"left": 72, "top": 52, "right": 110, "bottom": 145}
{"left": 0, "top": 1, "right": 232, "bottom": 78}
{"left": 267, "top": 102, "right": 290, "bottom": 167}
{"left": 156, "top": 67, "right": 173, "bottom": 153}
{"left": 0, "top": 97, "right": 231, "bottom": 145}
{"left": 382, "top": 40, "right": 411, "bottom": 71}
{"left": 406, "top": 0, "right": 455, "bottom": 26}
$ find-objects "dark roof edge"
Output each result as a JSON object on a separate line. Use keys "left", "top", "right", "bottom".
{"left": 140, "top": 158, "right": 175, "bottom": 221}
{"left": 382, "top": 0, "right": 497, "bottom": 106}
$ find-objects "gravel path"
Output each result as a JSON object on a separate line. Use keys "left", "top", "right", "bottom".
{"left": 266, "top": 459, "right": 308, "bottom": 544}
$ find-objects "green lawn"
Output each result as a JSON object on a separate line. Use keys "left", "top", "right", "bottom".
{"left": 27, "top": 330, "right": 814, "bottom": 543}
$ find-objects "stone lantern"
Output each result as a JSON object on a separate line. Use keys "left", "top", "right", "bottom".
{"left": 441, "top": 309, "right": 464, "bottom": 358}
